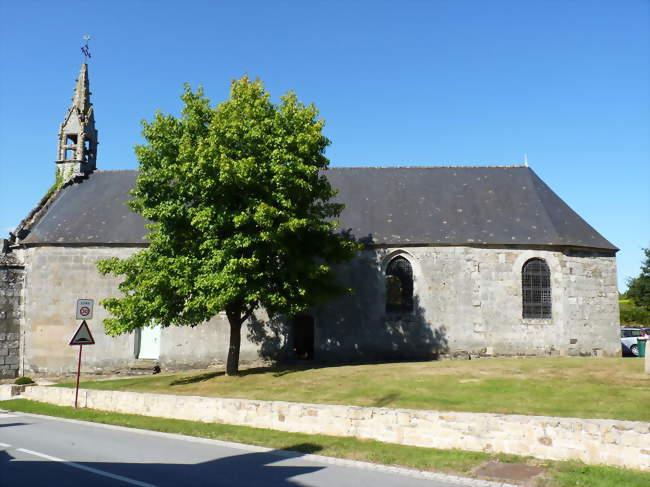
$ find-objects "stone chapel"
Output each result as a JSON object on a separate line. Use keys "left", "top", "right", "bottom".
{"left": 0, "top": 64, "right": 620, "bottom": 377}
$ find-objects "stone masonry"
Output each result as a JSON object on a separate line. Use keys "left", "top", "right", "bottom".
{"left": 20, "top": 244, "right": 620, "bottom": 375}
{"left": 16, "top": 386, "right": 650, "bottom": 471}
{"left": 20, "top": 246, "right": 266, "bottom": 374}
{"left": 0, "top": 246, "right": 23, "bottom": 378}
{"left": 311, "top": 246, "right": 620, "bottom": 362}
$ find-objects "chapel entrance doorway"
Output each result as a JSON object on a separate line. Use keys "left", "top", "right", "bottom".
{"left": 136, "top": 324, "right": 161, "bottom": 359}
{"left": 293, "top": 314, "right": 314, "bottom": 360}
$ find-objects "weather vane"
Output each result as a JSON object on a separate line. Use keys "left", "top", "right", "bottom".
{"left": 81, "top": 35, "right": 91, "bottom": 62}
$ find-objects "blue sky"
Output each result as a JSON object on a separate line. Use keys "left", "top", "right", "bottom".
{"left": 0, "top": 0, "right": 648, "bottom": 291}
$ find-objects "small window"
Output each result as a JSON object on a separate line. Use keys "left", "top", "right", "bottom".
{"left": 83, "top": 139, "right": 92, "bottom": 162}
{"left": 522, "top": 258, "right": 551, "bottom": 319}
{"left": 385, "top": 256, "right": 413, "bottom": 313}
{"left": 66, "top": 134, "right": 77, "bottom": 146}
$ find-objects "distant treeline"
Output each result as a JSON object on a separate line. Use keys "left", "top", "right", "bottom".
{"left": 619, "top": 299, "right": 650, "bottom": 326}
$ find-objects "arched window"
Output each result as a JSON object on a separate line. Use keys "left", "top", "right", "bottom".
{"left": 385, "top": 256, "right": 414, "bottom": 313}
{"left": 522, "top": 258, "right": 551, "bottom": 318}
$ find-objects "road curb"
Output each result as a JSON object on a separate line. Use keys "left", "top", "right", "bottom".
{"left": 2, "top": 409, "right": 519, "bottom": 487}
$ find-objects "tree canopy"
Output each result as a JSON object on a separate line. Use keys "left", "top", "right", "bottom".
{"left": 97, "top": 77, "right": 360, "bottom": 374}
{"left": 627, "top": 247, "right": 650, "bottom": 310}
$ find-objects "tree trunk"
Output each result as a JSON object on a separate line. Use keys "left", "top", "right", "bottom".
{"left": 225, "top": 308, "right": 242, "bottom": 376}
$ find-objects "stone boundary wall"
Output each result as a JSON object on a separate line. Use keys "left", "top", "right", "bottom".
{"left": 0, "top": 260, "right": 23, "bottom": 378}
{"left": 0, "top": 384, "right": 25, "bottom": 399}
{"left": 14, "top": 386, "right": 649, "bottom": 471}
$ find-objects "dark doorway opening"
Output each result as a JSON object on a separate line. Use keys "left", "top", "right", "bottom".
{"left": 293, "top": 315, "right": 314, "bottom": 360}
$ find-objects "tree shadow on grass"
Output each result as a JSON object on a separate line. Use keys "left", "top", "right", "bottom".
{"left": 372, "top": 393, "right": 401, "bottom": 408}
{"left": 168, "top": 365, "right": 331, "bottom": 386}
{"left": 170, "top": 372, "right": 223, "bottom": 386}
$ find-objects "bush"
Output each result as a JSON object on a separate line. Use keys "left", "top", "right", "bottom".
{"left": 14, "top": 377, "right": 34, "bottom": 385}
{"left": 620, "top": 301, "right": 650, "bottom": 326}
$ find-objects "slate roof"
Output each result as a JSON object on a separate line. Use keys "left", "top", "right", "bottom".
{"left": 21, "top": 166, "right": 617, "bottom": 251}
{"left": 23, "top": 171, "right": 145, "bottom": 245}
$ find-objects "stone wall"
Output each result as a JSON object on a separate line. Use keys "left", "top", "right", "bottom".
{"left": 19, "top": 386, "right": 650, "bottom": 471}
{"left": 308, "top": 246, "right": 620, "bottom": 361}
{"left": 21, "top": 246, "right": 270, "bottom": 375}
{"left": 20, "top": 244, "right": 619, "bottom": 374}
{"left": 0, "top": 250, "right": 23, "bottom": 378}
{"left": 22, "top": 246, "right": 135, "bottom": 374}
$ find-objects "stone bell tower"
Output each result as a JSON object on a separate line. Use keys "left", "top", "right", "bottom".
{"left": 56, "top": 63, "right": 98, "bottom": 183}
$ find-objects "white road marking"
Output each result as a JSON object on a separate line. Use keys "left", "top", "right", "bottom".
{"left": 0, "top": 413, "right": 17, "bottom": 418}
{"left": 12, "top": 411, "right": 518, "bottom": 487}
{"left": 0, "top": 442, "right": 11, "bottom": 448}
{"left": 16, "top": 448, "right": 158, "bottom": 487}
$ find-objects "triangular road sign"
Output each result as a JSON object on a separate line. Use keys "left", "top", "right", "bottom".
{"left": 69, "top": 320, "right": 95, "bottom": 345}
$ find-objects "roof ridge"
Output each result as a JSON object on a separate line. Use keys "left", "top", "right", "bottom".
{"left": 328, "top": 165, "right": 528, "bottom": 169}
{"left": 94, "top": 166, "right": 529, "bottom": 172}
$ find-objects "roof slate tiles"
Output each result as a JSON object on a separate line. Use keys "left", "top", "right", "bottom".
{"left": 21, "top": 167, "right": 617, "bottom": 251}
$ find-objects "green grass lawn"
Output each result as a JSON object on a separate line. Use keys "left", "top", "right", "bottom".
{"left": 56, "top": 357, "right": 650, "bottom": 422}
{"left": 3, "top": 399, "right": 649, "bottom": 487}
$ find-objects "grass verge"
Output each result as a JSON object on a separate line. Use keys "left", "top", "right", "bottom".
{"left": 56, "top": 358, "right": 650, "bottom": 422}
{"left": 2, "top": 399, "right": 649, "bottom": 487}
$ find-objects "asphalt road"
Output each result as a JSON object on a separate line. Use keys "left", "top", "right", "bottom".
{"left": 0, "top": 411, "right": 492, "bottom": 487}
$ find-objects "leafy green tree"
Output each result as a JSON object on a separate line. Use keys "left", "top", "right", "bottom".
{"left": 619, "top": 300, "right": 650, "bottom": 326}
{"left": 97, "top": 77, "right": 360, "bottom": 375}
{"left": 627, "top": 247, "right": 650, "bottom": 310}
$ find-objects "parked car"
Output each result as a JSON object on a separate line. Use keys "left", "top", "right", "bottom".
{"left": 620, "top": 327, "right": 649, "bottom": 356}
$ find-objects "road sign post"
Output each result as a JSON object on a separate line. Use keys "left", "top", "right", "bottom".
{"left": 75, "top": 345, "right": 83, "bottom": 408}
{"left": 69, "top": 320, "right": 95, "bottom": 408}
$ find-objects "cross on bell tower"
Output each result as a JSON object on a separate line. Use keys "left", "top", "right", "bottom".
{"left": 56, "top": 37, "right": 98, "bottom": 183}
